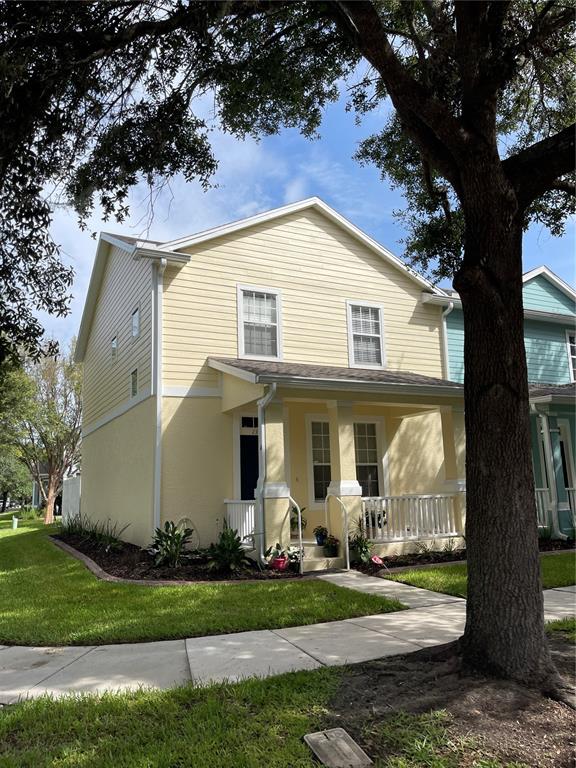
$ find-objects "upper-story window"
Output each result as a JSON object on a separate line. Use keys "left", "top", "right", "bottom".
{"left": 131, "top": 307, "right": 140, "bottom": 338}
{"left": 130, "top": 369, "right": 138, "bottom": 398}
{"left": 111, "top": 335, "right": 118, "bottom": 362}
{"left": 567, "top": 331, "right": 576, "bottom": 382}
{"left": 347, "top": 301, "right": 385, "bottom": 368}
{"left": 238, "top": 285, "right": 282, "bottom": 360}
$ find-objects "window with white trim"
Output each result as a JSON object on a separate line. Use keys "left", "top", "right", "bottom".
{"left": 238, "top": 287, "right": 281, "bottom": 359}
{"left": 111, "top": 335, "right": 118, "bottom": 361}
{"left": 131, "top": 307, "right": 140, "bottom": 338}
{"left": 130, "top": 369, "right": 138, "bottom": 398}
{"left": 310, "top": 421, "right": 331, "bottom": 502}
{"left": 348, "top": 302, "right": 384, "bottom": 367}
{"left": 354, "top": 423, "right": 380, "bottom": 497}
{"left": 567, "top": 331, "right": 576, "bottom": 382}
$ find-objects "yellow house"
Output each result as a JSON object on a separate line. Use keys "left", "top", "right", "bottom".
{"left": 75, "top": 198, "right": 466, "bottom": 570}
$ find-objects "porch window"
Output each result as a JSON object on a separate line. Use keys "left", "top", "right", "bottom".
{"left": 311, "top": 421, "right": 331, "bottom": 502}
{"left": 347, "top": 302, "right": 384, "bottom": 367}
{"left": 354, "top": 422, "right": 380, "bottom": 497}
{"left": 567, "top": 332, "right": 576, "bottom": 382}
{"left": 238, "top": 285, "right": 282, "bottom": 359}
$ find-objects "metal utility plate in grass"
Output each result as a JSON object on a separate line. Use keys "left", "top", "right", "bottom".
{"left": 304, "top": 728, "right": 373, "bottom": 767}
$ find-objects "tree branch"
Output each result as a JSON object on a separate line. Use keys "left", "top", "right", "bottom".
{"left": 502, "top": 123, "right": 576, "bottom": 207}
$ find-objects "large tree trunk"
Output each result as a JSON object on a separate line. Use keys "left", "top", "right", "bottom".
{"left": 455, "top": 204, "right": 557, "bottom": 688}
{"left": 44, "top": 476, "right": 57, "bottom": 525}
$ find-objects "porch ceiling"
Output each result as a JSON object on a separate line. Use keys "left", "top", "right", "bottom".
{"left": 209, "top": 357, "right": 463, "bottom": 400}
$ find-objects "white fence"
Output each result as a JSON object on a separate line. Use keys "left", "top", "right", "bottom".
{"left": 361, "top": 494, "right": 461, "bottom": 542}
{"left": 62, "top": 476, "right": 81, "bottom": 523}
{"left": 224, "top": 499, "right": 255, "bottom": 545}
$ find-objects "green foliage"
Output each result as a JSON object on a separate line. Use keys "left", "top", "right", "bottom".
{"left": 349, "top": 519, "right": 373, "bottom": 563}
{"left": 546, "top": 617, "right": 576, "bottom": 644}
{"left": 149, "top": 521, "right": 194, "bottom": 568}
{"left": 0, "top": 449, "right": 31, "bottom": 503}
{"left": 290, "top": 505, "right": 307, "bottom": 531}
{"left": 16, "top": 506, "right": 39, "bottom": 520}
{"left": 208, "top": 523, "right": 254, "bottom": 573}
{"left": 60, "top": 513, "right": 129, "bottom": 554}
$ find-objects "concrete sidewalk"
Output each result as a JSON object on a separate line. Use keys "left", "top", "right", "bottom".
{"left": 1, "top": 580, "right": 574, "bottom": 704}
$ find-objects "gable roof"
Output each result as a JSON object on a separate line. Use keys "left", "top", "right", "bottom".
{"left": 522, "top": 265, "right": 576, "bottom": 305}
{"left": 165, "top": 197, "right": 445, "bottom": 295}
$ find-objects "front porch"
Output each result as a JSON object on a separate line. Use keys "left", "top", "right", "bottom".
{"left": 212, "top": 357, "right": 467, "bottom": 571}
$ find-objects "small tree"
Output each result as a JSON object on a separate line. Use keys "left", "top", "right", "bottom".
{"left": 15, "top": 344, "right": 82, "bottom": 524}
{"left": 0, "top": 448, "right": 31, "bottom": 512}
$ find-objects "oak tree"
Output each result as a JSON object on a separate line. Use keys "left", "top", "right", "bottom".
{"left": 0, "top": 0, "right": 574, "bottom": 695}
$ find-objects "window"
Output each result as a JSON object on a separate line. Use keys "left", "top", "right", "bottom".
{"left": 567, "top": 332, "right": 576, "bottom": 382}
{"left": 310, "top": 420, "right": 331, "bottom": 502}
{"left": 347, "top": 302, "right": 384, "bottom": 367}
{"left": 131, "top": 307, "right": 140, "bottom": 338}
{"left": 238, "top": 286, "right": 282, "bottom": 359}
{"left": 354, "top": 422, "right": 380, "bottom": 497}
{"left": 130, "top": 369, "right": 138, "bottom": 398}
{"left": 111, "top": 336, "right": 118, "bottom": 361}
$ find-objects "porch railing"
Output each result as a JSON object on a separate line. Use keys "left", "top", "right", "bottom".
{"left": 534, "top": 488, "right": 551, "bottom": 528}
{"left": 361, "top": 494, "right": 462, "bottom": 542}
{"left": 223, "top": 499, "right": 255, "bottom": 545}
{"left": 567, "top": 488, "right": 576, "bottom": 517}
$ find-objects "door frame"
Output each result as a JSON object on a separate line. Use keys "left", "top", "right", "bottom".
{"left": 233, "top": 411, "right": 258, "bottom": 499}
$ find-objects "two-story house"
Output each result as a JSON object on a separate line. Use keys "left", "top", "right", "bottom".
{"left": 75, "top": 198, "right": 468, "bottom": 568}
{"left": 422, "top": 266, "right": 576, "bottom": 539}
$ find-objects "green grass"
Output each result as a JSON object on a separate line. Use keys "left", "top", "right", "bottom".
{"left": 546, "top": 616, "right": 576, "bottom": 643}
{"left": 0, "top": 520, "right": 403, "bottom": 646}
{"left": 384, "top": 552, "right": 576, "bottom": 598}
{"left": 0, "top": 672, "right": 524, "bottom": 768}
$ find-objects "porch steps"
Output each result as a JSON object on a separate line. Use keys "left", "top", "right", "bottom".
{"left": 299, "top": 542, "right": 346, "bottom": 573}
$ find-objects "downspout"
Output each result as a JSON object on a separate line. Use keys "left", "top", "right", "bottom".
{"left": 534, "top": 407, "right": 567, "bottom": 540}
{"left": 152, "top": 258, "right": 167, "bottom": 531}
{"left": 441, "top": 301, "right": 454, "bottom": 380}
{"left": 256, "top": 383, "right": 277, "bottom": 564}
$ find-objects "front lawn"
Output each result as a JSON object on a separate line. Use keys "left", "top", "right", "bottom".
{"left": 384, "top": 552, "right": 576, "bottom": 598}
{"left": 0, "top": 520, "right": 403, "bottom": 646}
{"left": 546, "top": 617, "right": 576, "bottom": 644}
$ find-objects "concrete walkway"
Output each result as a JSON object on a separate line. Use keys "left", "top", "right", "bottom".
{"left": 1, "top": 576, "right": 574, "bottom": 705}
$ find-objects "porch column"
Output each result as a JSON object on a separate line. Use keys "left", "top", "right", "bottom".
{"left": 327, "top": 402, "right": 362, "bottom": 548}
{"left": 261, "top": 402, "right": 291, "bottom": 550}
{"left": 548, "top": 416, "right": 571, "bottom": 535}
{"left": 440, "top": 406, "right": 466, "bottom": 534}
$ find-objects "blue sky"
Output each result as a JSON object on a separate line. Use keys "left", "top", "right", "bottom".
{"left": 45, "top": 92, "right": 575, "bottom": 345}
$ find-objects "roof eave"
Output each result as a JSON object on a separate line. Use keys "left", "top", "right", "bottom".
{"left": 257, "top": 374, "right": 463, "bottom": 397}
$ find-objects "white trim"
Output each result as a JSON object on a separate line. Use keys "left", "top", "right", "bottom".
{"left": 558, "top": 418, "right": 576, "bottom": 490}
{"left": 522, "top": 266, "right": 576, "bottom": 303}
{"left": 346, "top": 300, "right": 386, "bottom": 369}
{"left": 153, "top": 259, "right": 166, "bottom": 531}
{"left": 162, "top": 385, "right": 222, "bottom": 398}
{"left": 81, "top": 387, "right": 152, "bottom": 437}
{"left": 163, "top": 197, "right": 442, "bottom": 294}
{"left": 209, "top": 358, "right": 258, "bottom": 383}
{"left": 441, "top": 302, "right": 454, "bottom": 380}
{"left": 352, "top": 417, "right": 389, "bottom": 498}
{"left": 305, "top": 414, "right": 331, "bottom": 509}
{"left": 327, "top": 480, "right": 363, "bottom": 497}
{"left": 236, "top": 283, "right": 283, "bottom": 361}
{"left": 262, "top": 482, "right": 290, "bottom": 499}
{"left": 131, "top": 304, "right": 140, "bottom": 340}
{"left": 565, "top": 330, "right": 576, "bottom": 383}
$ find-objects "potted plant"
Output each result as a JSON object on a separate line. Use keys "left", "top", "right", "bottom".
{"left": 323, "top": 535, "right": 339, "bottom": 558}
{"left": 313, "top": 525, "right": 328, "bottom": 546}
{"left": 290, "top": 505, "right": 307, "bottom": 533}
{"left": 265, "top": 543, "right": 290, "bottom": 571}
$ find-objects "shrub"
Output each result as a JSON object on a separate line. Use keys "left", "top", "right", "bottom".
{"left": 60, "top": 513, "right": 129, "bottom": 553}
{"left": 208, "top": 523, "right": 253, "bottom": 573}
{"left": 289, "top": 505, "right": 307, "bottom": 532}
{"left": 349, "top": 526, "right": 373, "bottom": 564}
{"left": 149, "top": 521, "right": 194, "bottom": 568}
{"left": 17, "top": 506, "right": 40, "bottom": 520}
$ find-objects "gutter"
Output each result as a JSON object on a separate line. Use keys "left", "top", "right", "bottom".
{"left": 441, "top": 301, "right": 454, "bottom": 380}
{"left": 152, "top": 258, "right": 167, "bottom": 531}
{"left": 255, "top": 383, "right": 277, "bottom": 564}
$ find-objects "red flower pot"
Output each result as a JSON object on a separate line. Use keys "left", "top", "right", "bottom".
{"left": 269, "top": 555, "right": 289, "bottom": 571}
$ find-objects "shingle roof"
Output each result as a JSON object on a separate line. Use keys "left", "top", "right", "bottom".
{"left": 209, "top": 357, "right": 462, "bottom": 392}
{"left": 529, "top": 382, "right": 576, "bottom": 399}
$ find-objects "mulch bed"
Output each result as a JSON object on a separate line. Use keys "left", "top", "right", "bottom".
{"left": 353, "top": 538, "right": 575, "bottom": 576}
{"left": 54, "top": 534, "right": 302, "bottom": 581}
{"left": 328, "top": 638, "right": 576, "bottom": 768}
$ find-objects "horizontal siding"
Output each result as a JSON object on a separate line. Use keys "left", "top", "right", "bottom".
{"left": 83, "top": 246, "right": 153, "bottom": 426}
{"left": 523, "top": 275, "right": 575, "bottom": 315}
{"left": 446, "top": 309, "right": 573, "bottom": 384}
{"left": 162, "top": 209, "right": 444, "bottom": 388}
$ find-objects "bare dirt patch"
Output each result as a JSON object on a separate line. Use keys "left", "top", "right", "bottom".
{"left": 327, "top": 639, "right": 575, "bottom": 767}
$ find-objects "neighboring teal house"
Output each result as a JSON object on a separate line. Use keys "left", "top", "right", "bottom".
{"left": 422, "top": 266, "right": 576, "bottom": 539}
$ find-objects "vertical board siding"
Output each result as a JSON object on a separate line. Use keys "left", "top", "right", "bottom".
{"left": 162, "top": 209, "right": 444, "bottom": 388}
{"left": 83, "top": 246, "right": 153, "bottom": 427}
{"left": 446, "top": 308, "right": 573, "bottom": 384}
{"left": 523, "top": 275, "right": 576, "bottom": 315}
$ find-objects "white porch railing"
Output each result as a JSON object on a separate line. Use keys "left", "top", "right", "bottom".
{"left": 535, "top": 488, "right": 551, "bottom": 529}
{"left": 361, "top": 494, "right": 461, "bottom": 542}
{"left": 223, "top": 500, "right": 255, "bottom": 544}
{"left": 567, "top": 488, "right": 576, "bottom": 516}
